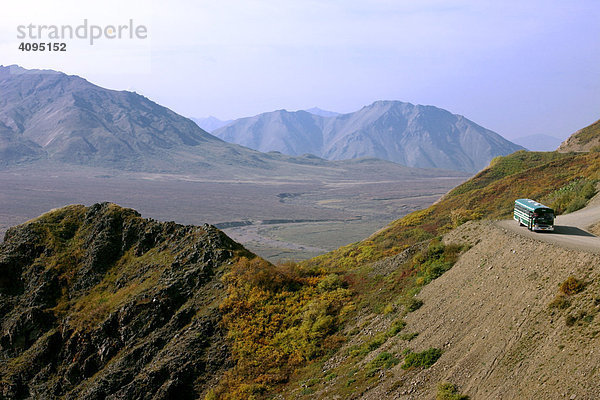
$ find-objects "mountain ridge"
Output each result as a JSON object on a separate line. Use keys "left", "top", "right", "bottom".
{"left": 0, "top": 66, "right": 466, "bottom": 180}
{"left": 304, "top": 107, "right": 340, "bottom": 118}
{"left": 0, "top": 202, "right": 247, "bottom": 398}
{"left": 214, "top": 100, "right": 524, "bottom": 172}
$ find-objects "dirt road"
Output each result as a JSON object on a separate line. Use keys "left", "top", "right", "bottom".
{"left": 497, "top": 205, "right": 600, "bottom": 253}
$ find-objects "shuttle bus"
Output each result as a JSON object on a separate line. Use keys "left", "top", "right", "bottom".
{"left": 514, "top": 199, "right": 555, "bottom": 232}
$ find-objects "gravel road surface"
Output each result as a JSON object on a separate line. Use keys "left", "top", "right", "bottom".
{"left": 497, "top": 205, "right": 600, "bottom": 253}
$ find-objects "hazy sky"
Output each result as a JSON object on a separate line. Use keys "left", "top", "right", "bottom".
{"left": 1, "top": 0, "right": 599, "bottom": 140}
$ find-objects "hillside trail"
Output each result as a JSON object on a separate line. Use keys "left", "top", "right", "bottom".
{"left": 496, "top": 202, "right": 600, "bottom": 253}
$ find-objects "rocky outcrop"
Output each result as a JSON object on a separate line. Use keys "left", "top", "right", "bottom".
{"left": 0, "top": 203, "right": 248, "bottom": 399}
{"left": 558, "top": 118, "right": 600, "bottom": 152}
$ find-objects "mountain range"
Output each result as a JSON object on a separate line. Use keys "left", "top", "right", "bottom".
{"left": 0, "top": 65, "right": 523, "bottom": 174}
{"left": 213, "top": 101, "right": 524, "bottom": 172}
{"left": 0, "top": 66, "right": 428, "bottom": 179}
{"left": 191, "top": 108, "right": 340, "bottom": 133}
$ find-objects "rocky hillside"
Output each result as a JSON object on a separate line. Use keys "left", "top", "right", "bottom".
{"left": 558, "top": 119, "right": 600, "bottom": 152}
{"left": 214, "top": 101, "right": 524, "bottom": 172}
{"left": 0, "top": 65, "right": 218, "bottom": 169}
{"left": 0, "top": 203, "right": 249, "bottom": 399}
{"left": 301, "top": 219, "right": 600, "bottom": 399}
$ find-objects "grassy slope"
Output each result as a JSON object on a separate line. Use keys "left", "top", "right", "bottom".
{"left": 569, "top": 119, "right": 600, "bottom": 145}
{"left": 213, "top": 149, "right": 600, "bottom": 399}
{"left": 308, "top": 151, "right": 600, "bottom": 271}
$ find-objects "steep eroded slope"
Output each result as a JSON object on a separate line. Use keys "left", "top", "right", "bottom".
{"left": 0, "top": 203, "right": 248, "bottom": 399}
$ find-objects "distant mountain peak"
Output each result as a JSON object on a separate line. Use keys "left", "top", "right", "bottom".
{"left": 191, "top": 116, "right": 233, "bottom": 132}
{"left": 304, "top": 107, "right": 340, "bottom": 118}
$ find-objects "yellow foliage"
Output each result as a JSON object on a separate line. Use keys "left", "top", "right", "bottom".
{"left": 397, "top": 208, "right": 433, "bottom": 227}
{"left": 214, "top": 257, "right": 353, "bottom": 398}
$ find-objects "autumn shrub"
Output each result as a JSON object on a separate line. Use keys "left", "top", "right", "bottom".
{"left": 317, "top": 273, "right": 345, "bottom": 292}
{"left": 559, "top": 276, "right": 585, "bottom": 295}
{"left": 450, "top": 208, "right": 483, "bottom": 228}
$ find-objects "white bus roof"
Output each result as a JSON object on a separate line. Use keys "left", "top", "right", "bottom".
{"left": 515, "top": 198, "right": 552, "bottom": 211}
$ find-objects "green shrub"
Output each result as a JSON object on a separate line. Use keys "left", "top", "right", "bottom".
{"left": 566, "top": 310, "right": 593, "bottom": 326}
{"left": 367, "top": 335, "right": 387, "bottom": 351}
{"left": 437, "top": 382, "right": 469, "bottom": 400}
{"left": 547, "top": 179, "right": 598, "bottom": 214}
{"left": 347, "top": 333, "right": 387, "bottom": 358}
{"left": 365, "top": 352, "right": 400, "bottom": 377}
{"left": 386, "top": 319, "right": 406, "bottom": 336}
{"left": 399, "top": 332, "right": 419, "bottom": 341}
{"left": 383, "top": 303, "right": 395, "bottom": 314}
{"left": 406, "top": 298, "right": 424, "bottom": 312}
{"left": 324, "top": 372, "right": 337, "bottom": 381}
{"left": 317, "top": 273, "right": 344, "bottom": 292}
{"left": 565, "top": 314, "right": 577, "bottom": 326}
{"left": 402, "top": 348, "right": 443, "bottom": 369}
{"left": 565, "top": 197, "right": 588, "bottom": 213}
{"left": 413, "top": 242, "right": 467, "bottom": 286}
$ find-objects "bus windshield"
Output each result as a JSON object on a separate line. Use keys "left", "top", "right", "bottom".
{"left": 534, "top": 208, "right": 554, "bottom": 220}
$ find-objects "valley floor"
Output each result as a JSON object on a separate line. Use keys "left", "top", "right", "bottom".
{"left": 0, "top": 165, "right": 466, "bottom": 261}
